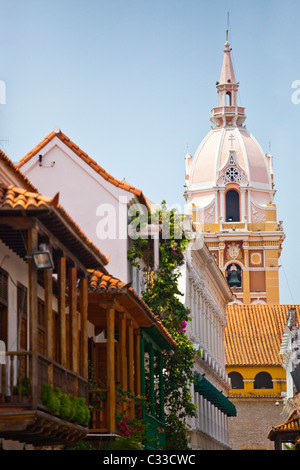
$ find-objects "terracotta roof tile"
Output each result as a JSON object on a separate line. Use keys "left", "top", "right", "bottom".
{"left": 268, "top": 409, "right": 300, "bottom": 440}
{"left": 87, "top": 269, "right": 177, "bottom": 349}
{"left": 88, "top": 269, "right": 126, "bottom": 293}
{"left": 17, "top": 130, "right": 149, "bottom": 208}
{"left": 225, "top": 304, "right": 300, "bottom": 366}
{"left": 0, "top": 149, "right": 39, "bottom": 192}
{"left": 0, "top": 185, "right": 108, "bottom": 267}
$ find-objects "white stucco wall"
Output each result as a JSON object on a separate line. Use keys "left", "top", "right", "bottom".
{"left": 19, "top": 139, "right": 145, "bottom": 283}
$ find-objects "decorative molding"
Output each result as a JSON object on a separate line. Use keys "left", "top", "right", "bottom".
{"left": 251, "top": 202, "right": 267, "bottom": 223}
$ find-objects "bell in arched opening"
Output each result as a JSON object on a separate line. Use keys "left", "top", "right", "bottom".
{"left": 226, "top": 263, "right": 242, "bottom": 288}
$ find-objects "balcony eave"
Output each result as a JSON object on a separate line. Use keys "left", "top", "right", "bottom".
{"left": 0, "top": 408, "right": 88, "bottom": 446}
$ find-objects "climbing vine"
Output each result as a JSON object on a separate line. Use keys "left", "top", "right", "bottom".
{"left": 128, "top": 201, "right": 197, "bottom": 449}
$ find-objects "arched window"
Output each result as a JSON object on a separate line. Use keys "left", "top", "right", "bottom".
{"left": 226, "top": 91, "right": 232, "bottom": 106}
{"left": 226, "top": 189, "right": 240, "bottom": 222}
{"left": 226, "top": 263, "right": 242, "bottom": 288}
{"left": 254, "top": 372, "right": 273, "bottom": 389}
{"left": 229, "top": 372, "right": 244, "bottom": 389}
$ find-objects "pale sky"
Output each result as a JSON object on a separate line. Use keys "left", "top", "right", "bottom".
{"left": 0, "top": 0, "right": 299, "bottom": 303}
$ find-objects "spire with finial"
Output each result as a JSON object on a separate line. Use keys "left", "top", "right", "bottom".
{"left": 210, "top": 17, "right": 246, "bottom": 129}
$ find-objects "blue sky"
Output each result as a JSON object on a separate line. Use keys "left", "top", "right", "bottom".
{"left": 0, "top": 0, "right": 299, "bottom": 303}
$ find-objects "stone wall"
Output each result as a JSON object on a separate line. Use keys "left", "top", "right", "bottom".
{"left": 228, "top": 397, "right": 284, "bottom": 450}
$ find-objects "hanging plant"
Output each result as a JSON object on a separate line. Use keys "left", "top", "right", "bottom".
{"left": 128, "top": 201, "right": 197, "bottom": 450}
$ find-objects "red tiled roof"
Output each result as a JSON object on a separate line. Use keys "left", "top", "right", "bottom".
{"left": 0, "top": 185, "right": 108, "bottom": 267}
{"left": 0, "top": 185, "right": 53, "bottom": 209}
{"left": 268, "top": 409, "right": 300, "bottom": 441}
{"left": 17, "top": 130, "right": 149, "bottom": 208}
{"left": 87, "top": 269, "right": 177, "bottom": 349}
{"left": 88, "top": 269, "right": 127, "bottom": 293}
{"left": 0, "top": 149, "right": 39, "bottom": 192}
{"left": 225, "top": 304, "right": 300, "bottom": 366}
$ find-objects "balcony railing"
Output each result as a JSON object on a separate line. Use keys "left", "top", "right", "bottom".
{"left": 211, "top": 106, "right": 246, "bottom": 116}
{"left": 0, "top": 351, "right": 88, "bottom": 408}
{"left": 88, "top": 389, "right": 166, "bottom": 450}
{"left": 88, "top": 388, "right": 108, "bottom": 432}
{"left": 0, "top": 351, "right": 89, "bottom": 445}
{"left": 144, "top": 414, "right": 166, "bottom": 450}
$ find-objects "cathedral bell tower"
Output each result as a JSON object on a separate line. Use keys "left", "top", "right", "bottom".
{"left": 184, "top": 31, "right": 285, "bottom": 305}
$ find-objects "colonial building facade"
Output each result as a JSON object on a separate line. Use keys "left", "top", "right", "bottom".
{"left": 179, "top": 236, "right": 235, "bottom": 449}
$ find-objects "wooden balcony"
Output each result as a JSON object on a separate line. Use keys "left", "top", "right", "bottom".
{"left": 0, "top": 351, "right": 89, "bottom": 446}
{"left": 88, "top": 388, "right": 166, "bottom": 450}
{"left": 88, "top": 388, "right": 108, "bottom": 432}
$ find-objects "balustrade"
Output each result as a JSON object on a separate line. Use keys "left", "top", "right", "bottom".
{"left": 0, "top": 351, "right": 88, "bottom": 409}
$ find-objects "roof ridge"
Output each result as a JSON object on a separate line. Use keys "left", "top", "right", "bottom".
{"left": 17, "top": 129, "right": 149, "bottom": 208}
{"left": 0, "top": 149, "right": 39, "bottom": 192}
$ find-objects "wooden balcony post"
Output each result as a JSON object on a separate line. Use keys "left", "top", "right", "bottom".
{"left": 128, "top": 322, "right": 134, "bottom": 393}
{"left": 149, "top": 342, "right": 155, "bottom": 417}
{"left": 119, "top": 313, "right": 127, "bottom": 392}
{"left": 68, "top": 266, "right": 78, "bottom": 373}
{"left": 140, "top": 333, "right": 146, "bottom": 419}
{"left": 27, "top": 228, "right": 38, "bottom": 408}
{"left": 134, "top": 330, "right": 141, "bottom": 396}
{"left": 79, "top": 277, "right": 88, "bottom": 379}
{"left": 128, "top": 322, "right": 134, "bottom": 419}
{"left": 107, "top": 304, "right": 115, "bottom": 434}
{"left": 57, "top": 257, "right": 66, "bottom": 367}
{"left": 44, "top": 268, "right": 53, "bottom": 360}
{"left": 158, "top": 351, "right": 165, "bottom": 423}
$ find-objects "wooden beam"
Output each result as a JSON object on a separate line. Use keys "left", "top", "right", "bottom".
{"left": 0, "top": 216, "right": 36, "bottom": 230}
{"left": 149, "top": 342, "right": 155, "bottom": 417}
{"left": 119, "top": 313, "right": 127, "bottom": 393}
{"left": 134, "top": 330, "right": 141, "bottom": 396}
{"left": 79, "top": 278, "right": 88, "bottom": 379}
{"left": 158, "top": 352, "right": 164, "bottom": 424}
{"left": 68, "top": 267, "right": 78, "bottom": 373}
{"left": 27, "top": 228, "right": 38, "bottom": 408}
{"left": 128, "top": 323, "right": 134, "bottom": 392}
{"left": 140, "top": 334, "right": 146, "bottom": 419}
{"left": 34, "top": 218, "right": 88, "bottom": 274}
{"left": 57, "top": 257, "right": 66, "bottom": 367}
{"left": 128, "top": 322, "right": 134, "bottom": 419}
{"left": 44, "top": 268, "right": 53, "bottom": 360}
{"left": 106, "top": 306, "right": 115, "bottom": 434}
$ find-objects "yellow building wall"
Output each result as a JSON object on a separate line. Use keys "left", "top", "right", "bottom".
{"left": 226, "top": 366, "right": 286, "bottom": 397}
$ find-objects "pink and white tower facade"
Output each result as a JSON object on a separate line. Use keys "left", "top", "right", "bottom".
{"left": 184, "top": 31, "right": 285, "bottom": 304}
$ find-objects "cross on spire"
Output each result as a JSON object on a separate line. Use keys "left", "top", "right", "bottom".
{"left": 228, "top": 133, "right": 235, "bottom": 149}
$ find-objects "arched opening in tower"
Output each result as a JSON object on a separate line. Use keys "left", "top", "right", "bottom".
{"left": 226, "top": 263, "right": 242, "bottom": 289}
{"left": 226, "top": 91, "right": 232, "bottom": 106}
{"left": 226, "top": 189, "right": 240, "bottom": 222}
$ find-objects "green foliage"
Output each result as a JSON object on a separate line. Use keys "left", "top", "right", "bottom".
{"left": 128, "top": 201, "right": 197, "bottom": 450}
{"left": 41, "top": 384, "right": 90, "bottom": 425}
{"left": 115, "top": 386, "right": 148, "bottom": 446}
{"left": 103, "top": 436, "right": 143, "bottom": 450}
{"left": 64, "top": 441, "right": 95, "bottom": 450}
{"left": 42, "top": 384, "right": 60, "bottom": 415}
{"left": 13, "top": 377, "right": 29, "bottom": 396}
